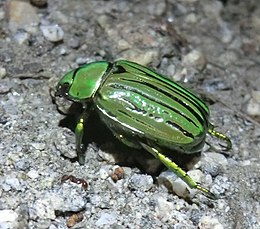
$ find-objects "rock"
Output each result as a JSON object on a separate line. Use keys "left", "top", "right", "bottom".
{"left": 40, "top": 25, "right": 64, "bottom": 42}
{"left": 7, "top": 0, "right": 39, "bottom": 33}
{"left": 68, "top": 37, "right": 80, "bottom": 49}
{"left": 96, "top": 212, "right": 117, "bottom": 226}
{"left": 0, "top": 67, "right": 7, "bottom": 79}
{"left": 4, "top": 176, "right": 24, "bottom": 191}
{"left": 154, "top": 196, "right": 174, "bottom": 220}
{"left": 0, "top": 209, "right": 18, "bottom": 222}
{"left": 99, "top": 166, "right": 110, "bottom": 180}
{"left": 199, "top": 216, "right": 224, "bottom": 229}
{"left": 246, "top": 91, "right": 260, "bottom": 117}
{"left": 182, "top": 50, "right": 207, "bottom": 71}
{"left": 27, "top": 169, "right": 39, "bottom": 180}
{"left": 200, "top": 153, "right": 228, "bottom": 177}
{"left": 119, "top": 49, "right": 159, "bottom": 66}
{"left": 29, "top": 185, "right": 86, "bottom": 220}
{"left": 158, "top": 169, "right": 205, "bottom": 198}
{"left": 128, "top": 174, "right": 153, "bottom": 192}
{"left": 13, "top": 31, "right": 30, "bottom": 45}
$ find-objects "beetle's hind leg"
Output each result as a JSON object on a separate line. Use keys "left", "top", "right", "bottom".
{"left": 208, "top": 124, "right": 232, "bottom": 151}
{"left": 140, "top": 142, "right": 217, "bottom": 200}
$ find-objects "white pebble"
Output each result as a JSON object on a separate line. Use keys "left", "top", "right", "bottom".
{"left": 128, "top": 174, "right": 153, "bottom": 192}
{"left": 199, "top": 215, "right": 224, "bottom": 229}
{"left": 182, "top": 50, "right": 207, "bottom": 71}
{"left": 246, "top": 91, "right": 260, "bottom": 116}
{"left": 0, "top": 210, "right": 18, "bottom": 222}
{"left": 27, "top": 169, "right": 39, "bottom": 179}
{"left": 158, "top": 170, "right": 190, "bottom": 198}
{"left": 14, "top": 31, "right": 30, "bottom": 45}
{"left": 154, "top": 196, "right": 174, "bottom": 220}
{"left": 96, "top": 212, "right": 117, "bottom": 226}
{"left": 40, "top": 25, "right": 64, "bottom": 42}
{"left": 0, "top": 67, "right": 7, "bottom": 78}
{"left": 99, "top": 167, "right": 109, "bottom": 180}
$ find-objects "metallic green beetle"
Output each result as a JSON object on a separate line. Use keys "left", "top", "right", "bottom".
{"left": 55, "top": 60, "right": 232, "bottom": 199}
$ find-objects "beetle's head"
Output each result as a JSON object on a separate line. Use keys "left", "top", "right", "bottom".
{"left": 55, "top": 61, "right": 111, "bottom": 102}
{"left": 55, "top": 69, "right": 74, "bottom": 99}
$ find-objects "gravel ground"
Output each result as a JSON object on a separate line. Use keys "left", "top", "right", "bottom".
{"left": 0, "top": 0, "right": 259, "bottom": 228}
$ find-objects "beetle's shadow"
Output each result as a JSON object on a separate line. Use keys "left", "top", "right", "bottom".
{"left": 58, "top": 103, "right": 201, "bottom": 176}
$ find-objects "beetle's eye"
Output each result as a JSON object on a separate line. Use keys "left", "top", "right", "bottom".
{"left": 55, "top": 83, "right": 70, "bottom": 97}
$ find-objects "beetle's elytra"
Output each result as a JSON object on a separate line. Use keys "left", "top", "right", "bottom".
{"left": 55, "top": 60, "right": 232, "bottom": 199}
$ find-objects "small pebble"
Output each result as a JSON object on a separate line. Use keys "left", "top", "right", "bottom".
{"left": 154, "top": 196, "right": 174, "bottom": 220}
{"left": 111, "top": 166, "right": 125, "bottom": 182}
{"left": 147, "top": 0, "right": 166, "bottom": 16}
{"left": 14, "top": 31, "right": 30, "bottom": 45}
{"left": 66, "top": 212, "right": 84, "bottom": 228}
{"left": 158, "top": 170, "right": 190, "bottom": 198}
{"left": 120, "top": 49, "right": 159, "bottom": 66}
{"left": 246, "top": 91, "right": 260, "bottom": 117}
{"left": 75, "top": 57, "right": 88, "bottom": 65}
{"left": 7, "top": 0, "right": 39, "bottom": 33}
{"left": 182, "top": 50, "right": 207, "bottom": 71}
{"left": 96, "top": 212, "right": 117, "bottom": 226}
{"left": 211, "top": 176, "right": 230, "bottom": 196}
{"left": 99, "top": 166, "right": 110, "bottom": 180}
{"left": 128, "top": 174, "right": 153, "bottom": 192}
{"left": 200, "top": 153, "right": 228, "bottom": 177}
{"left": 40, "top": 25, "right": 64, "bottom": 42}
{"left": 97, "top": 149, "right": 116, "bottom": 163}
{"left": 31, "top": 142, "right": 46, "bottom": 151}
{"left": 203, "top": 1, "right": 223, "bottom": 19}
{"left": 27, "top": 169, "right": 39, "bottom": 180}
{"left": 0, "top": 67, "right": 7, "bottom": 79}
{"left": 0, "top": 10, "right": 5, "bottom": 21}
{"left": 117, "top": 39, "right": 131, "bottom": 52}
{"left": 68, "top": 37, "right": 80, "bottom": 49}
{"left": 0, "top": 210, "right": 18, "bottom": 222}
{"left": 219, "top": 22, "right": 233, "bottom": 44}
{"left": 199, "top": 215, "right": 224, "bottom": 229}
{"left": 29, "top": 185, "right": 86, "bottom": 220}
{"left": 4, "top": 177, "right": 23, "bottom": 191}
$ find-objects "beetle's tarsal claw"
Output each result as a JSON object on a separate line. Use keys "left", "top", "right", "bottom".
{"left": 208, "top": 127, "right": 232, "bottom": 151}
{"left": 196, "top": 184, "right": 218, "bottom": 200}
{"left": 78, "top": 152, "right": 85, "bottom": 165}
{"left": 204, "top": 191, "right": 218, "bottom": 200}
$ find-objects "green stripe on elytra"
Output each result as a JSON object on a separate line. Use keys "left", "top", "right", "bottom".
{"left": 107, "top": 74, "right": 205, "bottom": 130}
{"left": 112, "top": 64, "right": 208, "bottom": 126}
{"left": 116, "top": 61, "right": 209, "bottom": 118}
{"left": 107, "top": 83, "right": 198, "bottom": 138}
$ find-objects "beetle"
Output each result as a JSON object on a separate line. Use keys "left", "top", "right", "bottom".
{"left": 55, "top": 60, "right": 232, "bottom": 199}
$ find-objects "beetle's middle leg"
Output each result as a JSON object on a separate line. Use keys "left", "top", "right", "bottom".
{"left": 140, "top": 142, "right": 217, "bottom": 200}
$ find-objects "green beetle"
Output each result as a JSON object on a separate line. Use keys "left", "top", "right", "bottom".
{"left": 55, "top": 60, "right": 231, "bottom": 199}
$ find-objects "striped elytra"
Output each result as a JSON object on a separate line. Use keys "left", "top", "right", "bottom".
{"left": 95, "top": 60, "right": 210, "bottom": 154}
{"left": 55, "top": 59, "right": 232, "bottom": 199}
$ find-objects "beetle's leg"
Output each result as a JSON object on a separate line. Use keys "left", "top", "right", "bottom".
{"left": 75, "top": 107, "right": 92, "bottom": 165}
{"left": 75, "top": 114, "right": 85, "bottom": 165}
{"left": 140, "top": 142, "right": 217, "bottom": 200}
{"left": 208, "top": 124, "right": 232, "bottom": 151}
{"left": 112, "top": 133, "right": 141, "bottom": 149}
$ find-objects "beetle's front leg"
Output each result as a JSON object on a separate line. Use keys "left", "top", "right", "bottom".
{"left": 140, "top": 142, "right": 217, "bottom": 200}
{"left": 75, "top": 107, "right": 91, "bottom": 165}
{"left": 75, "top": 114, "right": 85, "bottom": 165}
